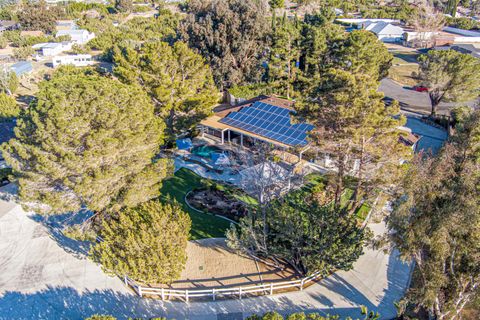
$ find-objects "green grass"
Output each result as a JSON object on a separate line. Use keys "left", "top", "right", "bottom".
{"left": 391, "top": 51, "right": 420, "bottom": 64}
{"left": 303, "top": 172, "right": 371, "bottom": 223}
{"left": 160, "top": 168, "right": 232, "bottom": 240}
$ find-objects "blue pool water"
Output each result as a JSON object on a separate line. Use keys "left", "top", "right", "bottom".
{"left": 191, "top": 145, "right": 223, "bottom": 158}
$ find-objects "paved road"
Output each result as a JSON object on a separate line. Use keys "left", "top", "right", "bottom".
{"left": 379, "top": 78, "right": 477, "bottom": 115}
{"left": 0, "top": 189, "right": 412, "bottom": 320}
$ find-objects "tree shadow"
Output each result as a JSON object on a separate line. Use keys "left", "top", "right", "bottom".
{"left": 29, "top": 210, "right": 95, "bottom": 259}
{"left": 0, "top": 285, "right": 375, "bottom": 320}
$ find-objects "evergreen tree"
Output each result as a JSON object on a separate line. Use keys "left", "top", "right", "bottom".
{"left": 1, "top": 67, "right": 170, "bottom": 215}
{"left": 18, "top": 0, "right": 58, "bottom": 34}
{"left": 298, "top": 70, "right": 409, "bottom": 209}
{"left": 416, "top": 49, "right": 480, "bottom": 116}
{"left": 91, "top": 200, "right": 191, "bottom": 284}
{"left": 179, "top": 0, "right": 270, "bottom": 89}
{"left": 0, "top": 92, "right": 19, "bottom": 119}
{"left": 389, "top": 110, "right": 480, "bottom": 319}
{"left": 228, "top": 189, "right": 366, "bottom": 275}
{"left": 268, "top": 13, "right": 301, "bottom": 98}
{"left": 114, "top": 41, "right": 218, "bottom": 143}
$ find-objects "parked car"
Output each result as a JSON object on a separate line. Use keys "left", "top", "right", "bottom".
{"left": 413, "top": 85, "right": 429, "bottom": 92}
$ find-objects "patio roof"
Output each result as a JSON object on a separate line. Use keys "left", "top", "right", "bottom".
{"left": 200, "top": 115, "right": 292, "bottom": 149}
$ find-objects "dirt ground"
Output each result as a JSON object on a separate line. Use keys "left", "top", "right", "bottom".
{"left": 169, "top": 238, "right": 298, "bottom": 289}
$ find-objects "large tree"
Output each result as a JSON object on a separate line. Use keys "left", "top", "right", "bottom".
{"left": 18, "top": 0, "right": 58, "bottom": 34}
{"left": 298, "top": 70, "right": 410, "bottom": 209}
{"left": 268, "top": 13, "right": 301, "bottom": 98}
{"left": 1, "top": 67, "right": 171, "bottom": 215}
{"left": 113, "top": 41, "right": 218, "bottom": 143}
{"left": 228, "top": 189, "right": 366, "bottom": 275}
{"left": 388, "top": 109, "right": 480, "bottom": 319}
{"left": 416, "top": 49, "right": 480, "bottom": 116}
{"left": 179, "top": 0, "right": 269, "bottom": 89}
{"left": 91, "top": 200, "right": 191, "bottom": 284}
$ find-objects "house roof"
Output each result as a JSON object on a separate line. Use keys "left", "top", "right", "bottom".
{"left": 201, "top": 96, "right": 313, "bottom": 148}
{"left": 56, "top": 29, "right": 87, "bottom": 37}
{"left": 10, "top": 61, "right": 33, "bottom": 76}
{"left": 32, "top": 42, "right": 63, "bottom": 49}
{"left": 365, "top": 21, "right": 404, "bottom": 35}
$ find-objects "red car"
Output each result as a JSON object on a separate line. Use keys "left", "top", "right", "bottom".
{"left": 413, "top": 86, "right": 429, "bottom": 92}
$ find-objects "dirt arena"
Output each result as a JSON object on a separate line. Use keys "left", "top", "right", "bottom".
{"left": 169, "top": 238, "right": 298, "bottom": 289}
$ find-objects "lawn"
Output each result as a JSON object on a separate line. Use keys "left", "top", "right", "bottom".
{"left": 304, "top": 173, "right": 372, "bottom": 223}
{"left": 160, "top": 168, "right": 232, "bottom": 240}
{"left": 389, "top": 51, "right": 420, "bottom": 86}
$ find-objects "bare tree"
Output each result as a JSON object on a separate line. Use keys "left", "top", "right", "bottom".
{"left": 407, "top": 0, "right": 445, "bottom": 47}
{"left": 226, "top": 143, "right": 308, "bottom": 266}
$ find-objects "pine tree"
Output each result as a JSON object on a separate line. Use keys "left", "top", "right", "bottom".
{"left": 416, "top": 49, "right": 480, "bottom": 116}
{"left": 1, "top": 67, "right": 170, "bottom": 215}
{"left": 298, "top": 70, "right": 410, "bottom": 209}
{"left": 91, "top": 200, "right": 191, "bottom": 284}
{"left": 268, "top": 12, "right": 301, "bottom": 98}
{"left": 113, "top": 41, "right": 218, "bottom": 144}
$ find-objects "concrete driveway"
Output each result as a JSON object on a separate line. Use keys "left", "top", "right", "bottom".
{"left": 0, "top": 189, "right": 412, "bottom": 320}
{"left": 380, "top": 78, "right": 477, "bottom": 115}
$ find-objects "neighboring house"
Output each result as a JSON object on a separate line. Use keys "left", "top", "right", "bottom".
{"left": 450, "top": 43, "right": 480, "bottom": 58}
{"left": 32, "top": 42, "right": 72, "bottom": 57}
{"left": 20, "top": 30, "right": 44, "bottom": 37}
{"left": 0, "top": 20, "right": 18, "bottom": 32}
{"left": 9, "top": 61, "right": 33, "bottom": 77}
{"left": 434, "top": 43, "right": 480, "bottom": 59}
{"left": 198, "top": 96, "right": 314, "bottom": 162}
{"left": 52, "top": 54, "right": 94, "bottom": 68}
{"left": 56, "top": 29, "right": 95, "bottom": 45}
{"left": 363, "top": 21, "right": 405, "bottom": 43}
{"left": 56, "top": 20, "right": 77, "bottom": 31}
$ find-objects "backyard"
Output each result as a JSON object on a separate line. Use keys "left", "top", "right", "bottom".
{"left": 160, "top": 168, "right": 232, "bottom": 240}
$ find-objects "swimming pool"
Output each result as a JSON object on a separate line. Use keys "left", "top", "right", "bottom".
{"left": 191, "top": 145, "right": 223, "bottom": 158}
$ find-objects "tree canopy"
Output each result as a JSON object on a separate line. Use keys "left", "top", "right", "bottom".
{"left": 18, "top": 0, "right": 59, "bottom": 34}
{"left": 0, "top": 92, "right": 19, "bottom": 119}
{"left": 298, "top": 70, "right": 408, "bottom": 209}
{"left": 228, "top": 188, "right": 366, "bottom": 275}
{"left": 180, "top": 0, "right": 270, "bottom": 89}
{"left": 113, "top": 41, "right": 218, "bottom": 143}
{"left": 1, "top": 67, "right": 170, "bottom": 215}
{"left": 417, "top": 49, "right": 480, "bottom": 115}
{"left": 91, "top": 200, "right": 191, "bottom": 284}
{"left": 388, "top": 109, "right": 480, "bottom": 319}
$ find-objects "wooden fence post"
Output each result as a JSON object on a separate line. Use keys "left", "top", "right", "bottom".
{"left": 124, "top": 275, "right": 128, "bottom": 287}
{"left": 300, "top": 278, "right": 305, "bottom": 291}
{"left": 185, "top": 290, "right": 189, "bottom": 303}
{"left": 161, "top": 288, "right": 165, "bottom": 301}
{"left": 138, "top": 286, "right": 142, "bottom": 297}
{"left": 212, "top": 288, "right": 216, "bottom": 301}
{"left": 270, "top": 283, "right": 273, "bottom": 295}
{"left": 239, "top": 287, "right": 242, "bottom": 299}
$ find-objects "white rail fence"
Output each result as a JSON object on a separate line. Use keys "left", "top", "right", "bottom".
{"left": 123, "top": 270, "right": 323, "bottom": 302}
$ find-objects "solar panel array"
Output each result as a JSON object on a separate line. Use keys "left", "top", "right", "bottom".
{"left": 219, "top": 101, "right": 314, "bottom": 146}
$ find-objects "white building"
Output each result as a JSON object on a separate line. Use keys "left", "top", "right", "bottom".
{"left": 56, "top": 29, "right": 95, "bottom": 45}
{"left": 32, "top": 42, "right": 73, "bottom": 57}
{"left": 364, "top": 21, "right": 405, "bottom": 43}
{"left": 52, "top": 54, "right": 94, "bottom": 68}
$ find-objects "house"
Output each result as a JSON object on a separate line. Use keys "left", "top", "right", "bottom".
{"left": 9, "top": 61, "right": 33, "bottom": 77}
{"left": 0, "top": 20, "right": 18, "bottom": 32}
{"left": 56, "top": 20, "right": 77, "bottom": 31}
{"left": 56, "top": 29, "right": 95, "bottom": 45}
{"left": 198, "top": 96, "right": 314, "bottom": 162}
{"left": 33, "top": 42, "right": 72, "bottom": 57}
{"left": 20, "top": 30, "right": 44, "bottom": 37}
{"left": 52, "top": 54, "right": 94, "bottom": 68}
{"left": 434, "top": 43, "right": 480, "bottom": 59}
{"left": 363, "top": 21, "right": 405, "bottom": 43}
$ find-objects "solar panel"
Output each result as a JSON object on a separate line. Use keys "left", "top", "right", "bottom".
{"left": 219, "top": 101, "right": 314, "bottom": 147}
